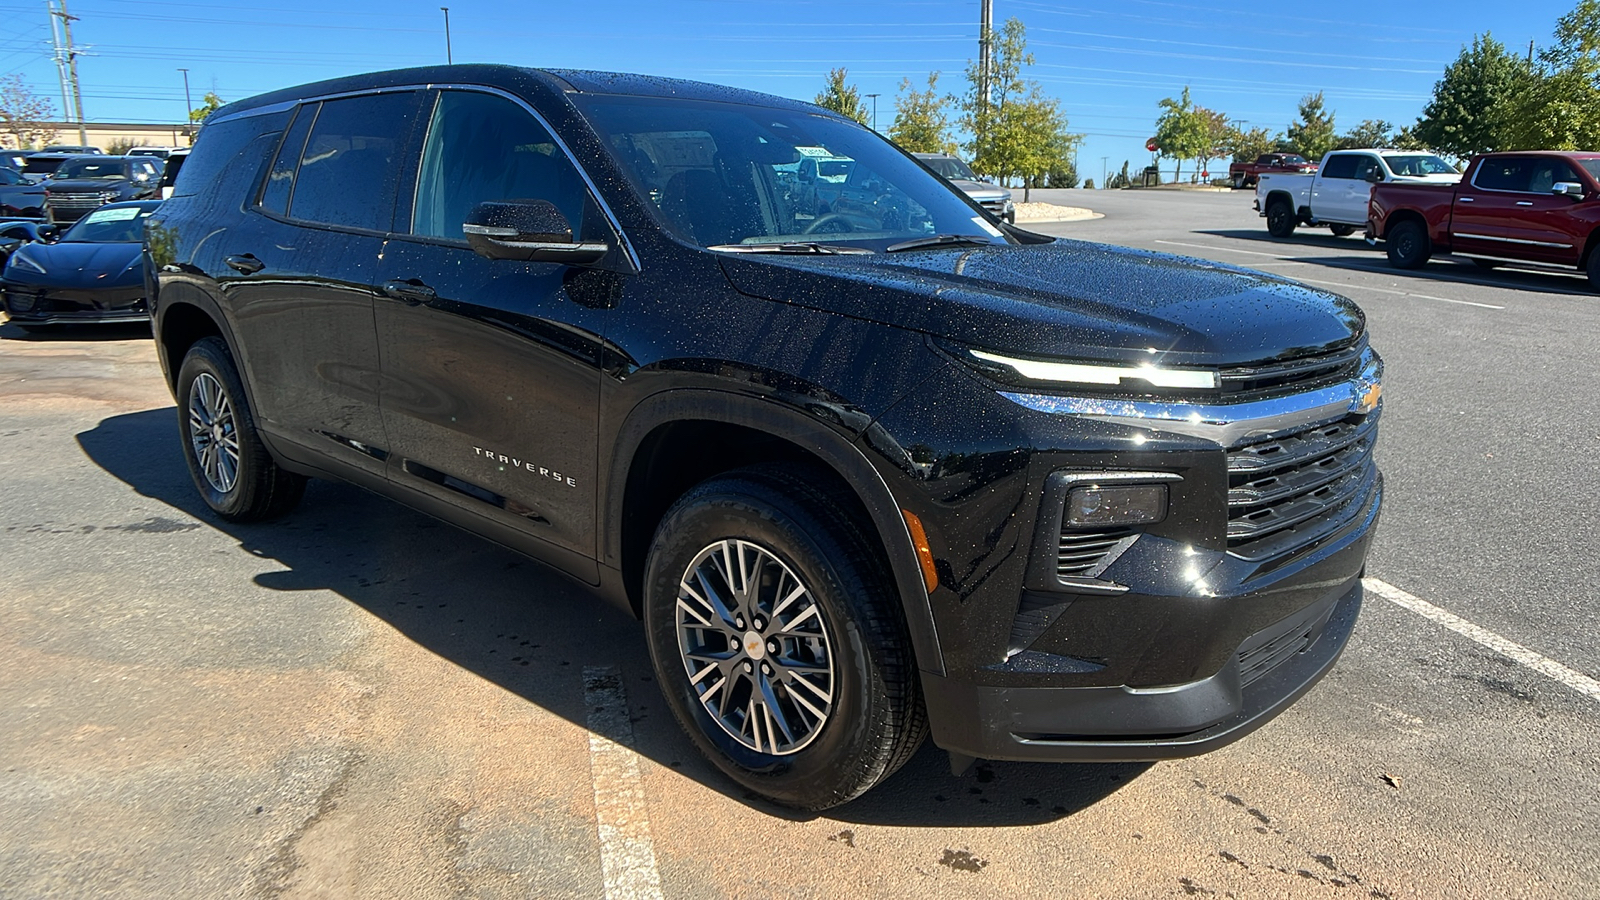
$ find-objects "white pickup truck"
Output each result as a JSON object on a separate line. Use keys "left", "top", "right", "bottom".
{"left": 1255, "top": 148, "right": 1460, "bottom": 238}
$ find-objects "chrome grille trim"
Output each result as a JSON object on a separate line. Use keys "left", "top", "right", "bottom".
{"left": 1057, "top": 529, "right": 1133, "bottom": 578}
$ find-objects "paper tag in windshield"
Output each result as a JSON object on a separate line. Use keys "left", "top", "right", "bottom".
{"left": 83, "top": 207, "right": 141, "bottom": 224}
{"left": 972, "top": 216, "right": 1004, "bottom": 237}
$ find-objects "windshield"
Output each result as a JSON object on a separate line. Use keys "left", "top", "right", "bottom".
{"left": 1276, "top": 155, "right": 1309, "bottom": 165}
{"left": 1386, "top": 155, "right": 1458, "bottom": 176}
{"left": 1578, "top": 159, "right": 1600, "bottom": 182}
{"left": 575, "top": 96, "right": 1008, "bottom": 251}
{"left": 62, "top": 204, "right": 156, "bottom": 242}
{"left": 920, "top": 156, "right": 978, "bottom": 180}
{"left": 53, "top": 159, "right": 128, "bottom": 180}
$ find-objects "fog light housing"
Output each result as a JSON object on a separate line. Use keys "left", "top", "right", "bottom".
{"left": 1066, "top": 484, "right": 1168, "bottom": 528}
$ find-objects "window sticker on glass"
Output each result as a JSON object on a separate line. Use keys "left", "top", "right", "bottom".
{"left": 83, "top": 207, "right": 143, "bottom": 223}
{"left": 972, "top": 215, "right": 1004, "bottom": 237}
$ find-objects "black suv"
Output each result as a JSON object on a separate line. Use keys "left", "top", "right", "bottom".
{"left": 148, "top": 65, "right": 1383, "bottom": 810}
{"left": 43, "top": 155, "right": 161, "bottom": 224}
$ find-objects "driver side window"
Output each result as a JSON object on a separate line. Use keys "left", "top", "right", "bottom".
{"left": 411, "top": 90, "right": 589, "bottom": 241}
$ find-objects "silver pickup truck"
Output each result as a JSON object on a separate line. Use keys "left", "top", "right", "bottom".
{"left": 1255, "top": 148, "right": 1460, "bottom": 238}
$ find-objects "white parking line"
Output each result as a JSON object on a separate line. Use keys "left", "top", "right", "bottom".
{"left": 1151, "top": 240, "right": 1506, "bottom": 309}
{"left": 1364, "top": 578, "right": 1600, "bottom": 704}
{"left": 583, "top": 666, "right": 665, "bottom": 900}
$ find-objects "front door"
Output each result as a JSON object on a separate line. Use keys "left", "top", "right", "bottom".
{"left": 1453, "top": 156, "right": 1585, "bottom": 265}
{"left": 375, "top": 89, "right": 620, "bottom": 574}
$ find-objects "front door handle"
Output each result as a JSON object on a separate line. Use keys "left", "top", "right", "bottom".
{"left": 224, "top": 254, "right": 264, "bottom": 275}
{"left": 1515, "top": 201, "right": 1534, "bottom": 206}
{"left": 381, "top": 278, "right": 437, "bottom": 306}
{"left": 1458, "top": 197, "right": 1474, "bottom": 203}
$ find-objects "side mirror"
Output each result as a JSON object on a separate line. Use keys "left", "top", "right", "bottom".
{"left": 1551, "top": 181, "right": 1585, "bottom": 199}
{"left": 462, "top": 200, "right": 608, "bottom": 264}
{"left": 1364, "top": 168, "right": 1385, "bottom": 183}
{"left": 37, "top": 224, "right": 60, "bottom": 243}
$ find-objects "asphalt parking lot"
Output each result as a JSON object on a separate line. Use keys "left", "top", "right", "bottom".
{"left": 2, "top": 189, "right": 1596, "bottom": 899}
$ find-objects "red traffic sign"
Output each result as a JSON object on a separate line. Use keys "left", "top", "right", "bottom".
{"left": 1146, "top": 138, "right": 1159, "bottom": 152}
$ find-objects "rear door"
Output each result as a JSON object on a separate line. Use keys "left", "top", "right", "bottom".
{"left": 222, "top": 90, "right": 424, "bottom": 480}
{"left": 373, "top": 88, "right": 622, "bottom": 576}
{"left": 1453, "top": 156, "right": 1584, "bottom": 264}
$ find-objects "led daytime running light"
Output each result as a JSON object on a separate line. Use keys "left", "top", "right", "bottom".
{"left": 969, "top": 349, "right": 1218, "bottom": 390}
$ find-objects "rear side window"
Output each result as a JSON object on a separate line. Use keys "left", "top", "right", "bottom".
{"left": 1319, "top": 155, "right": 1358, "bottom": 179}
{"left": 283, "top": 91, "right": 420, "bottom": 232}
{"left": 410, "top": 90, "right": 589, "bottom": 241}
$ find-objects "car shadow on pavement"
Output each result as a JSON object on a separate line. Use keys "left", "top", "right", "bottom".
{"left": 0, "top": 320, "right": 153, "bottom": 342}
{"left": 1195, "top": 229, "right": 1596, "bottom": 297}
{"left": 78, "top": 407, "right": 1146, "bottom": 826}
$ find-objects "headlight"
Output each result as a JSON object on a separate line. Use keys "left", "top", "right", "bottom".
{"left": 1003, "top": 199, "right": 1015, "bottom": 213}
{"left": 10, "top": 252, "right": 47, "bottom": 275}
{"left": 967, "top": 348, "right": 1218, "bottom": 390}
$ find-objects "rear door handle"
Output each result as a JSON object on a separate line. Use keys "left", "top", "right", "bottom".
{"left": 1458, "top": 197, "right": 1474, "bottom": 203}
{"left": 224, "top": 254, "right": 264, "bottom": 275}
{"left": 1515, "top": 201, "right": 1534, "bottom": 206}
{"left": 381, "top": 278, "right": 437, "bottom": 306}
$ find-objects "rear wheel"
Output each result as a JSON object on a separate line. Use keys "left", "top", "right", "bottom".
{"left": 1266, "top": 199, "right": 1296, "bottom": 237}
{"left": 176, "top": 336, "right": 306, "bottom": 521}
{"left": 1330, "top": 224, "right": 1356, "bottom": 237}
{"left": 643, "top": 465, "right": 926, "bottom": 810}
{"left": 1385, "top": 220, "right": 1431, "bottom": 269}
{"left": 1232, "top": 174, "right": 1245, "bottom": 189}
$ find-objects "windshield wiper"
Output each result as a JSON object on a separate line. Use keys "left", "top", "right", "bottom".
{"left": 707, "top": 242, "right": 873, "bottom": 255}
{"left": 884, "top": 233, "right": 997, "bottom": 253}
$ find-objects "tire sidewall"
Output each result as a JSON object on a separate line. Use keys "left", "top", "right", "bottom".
{"left": 175, "top": 338, "right": 257, "bottom": 518}
{"left": 643, "top": 486, "right": 885, "bottom": 807}
{"left": 1387, "top": 221, "right": 1426, "bottom": 268}
{"left": 1267, "top": 201, "right": 1294, "bottom": 237}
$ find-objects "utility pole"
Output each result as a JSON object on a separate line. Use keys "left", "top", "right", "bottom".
{"left": 46, "top": 1, "right": 72, "bottom": 136}
{"left": 1101, "top": 156, "right": 1108, "bottom": 188}
{"left": 178, "top": 67, "right": 193, "bottom": 144}
{"left": 866, "top": 93, "right": 880, "bottom": 132}
{"left": 441, "top": 7, "right": 453, "bottom": 64}
{"left": 978, "top": 0, "right": 993, "bottom": 117}
{"left": 52, "top": 0, "right": 87, "bottom": 146}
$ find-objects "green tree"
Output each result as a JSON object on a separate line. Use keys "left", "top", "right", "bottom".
{"left": 1106, "top": 159, "right": 1132, "bottom": 189}
{"left": 189, "top": 91, "right": 225, "bottom": 124}
{"left": 1391, "top": 125, "right": 1428, "bottom": 150}
{"left": 1153, "top": 86, "right": 1208, "bottom": 180}
{"left": 1413, "top": 34, "right": 1522, "bottom": 158}
{"left": 1223, "top": 124, "right": 1277, "bottom": 162}
{"left": 1504, "top": 1, "right": 1600, "bottom": 150}
{"left": 889, "top": 72, "right": 955, "bottom": 154}
{"left": 1287, "top": 91, "right": 1337, "bottom": 160}
{"left": 1193, "top": 106, "right": 1229, "bottom": 180}
{"left": 958, "top": 18, "right": 1079, "bottom": 199}
{"left": 0, "top": 75, "right": 57, "bottom": 149}
{"left": 1082, "top": 177, "right": 1096, "bottom": 189}
{"left": 814, "top": 68, "right": 869, "bottom": 125}
{"left": 1336, "top": 119, "right": 1394, "bottom": 150}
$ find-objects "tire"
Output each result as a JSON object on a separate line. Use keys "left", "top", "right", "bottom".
{"left": 643, "top": 465, "right": 926, "bottom": 810}
{"left": 1385, "top": 219, "right": 1431, "bottom": 269}
{"left": 1329, "top": 224, "right": 1356, "bottom": 237}
{"left": 1231, "top": 174, "right": 1244, "bottom": 190}
{"left": 1587, "top": 248, "right": 1600, "bottom": 292}
{"left": 1266, "top": 199, "right": 1296, "bottom": 237}
{"left": 1472, "top": 259, "right": 1503, "bottom": 270}
{"left": 175, "top": 336, "right": 305, "bottom": 521}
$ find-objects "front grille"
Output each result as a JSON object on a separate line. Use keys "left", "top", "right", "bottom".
{"left": 1057, "top": 528, "right": 1132, "bottom": 578}
{"left": 1226, "top": 413, "right": 1378, "bottom": 560}
{"left": 46, "top": 193, "right": 110, "bottom": 209}
{"left": 1218, "top": 338, "right": 1365, "bottom": 402}
{"left": 1239, "top": 622, "right": 1316, "bottom": 687}
{"left": 978, "top": 198, "right": 1007, "bottom": 214}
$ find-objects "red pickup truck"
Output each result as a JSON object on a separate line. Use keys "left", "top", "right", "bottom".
{"left": 1229, "top": 153, "right": 1317, "bottom": 189}
{"left": 1367, "top": 150, "right": 1600, "bottom": 288}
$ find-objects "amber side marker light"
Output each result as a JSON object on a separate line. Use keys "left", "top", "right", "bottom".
{"left": 901, "top": 509, "right": 939, "bottom": 592}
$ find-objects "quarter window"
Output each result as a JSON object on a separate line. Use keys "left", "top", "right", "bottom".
{"left": 282, "top": 91, "right": 420, "bottom": 232}
{"left": 259, "top": 105, "right": 314, "bottom": 216}
{"left": 410, "top": 90, "right": 589, "bottom": 241}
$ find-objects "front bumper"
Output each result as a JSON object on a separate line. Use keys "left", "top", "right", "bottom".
{"left": 2, "top": 283, "right": 147, "bottom": 324}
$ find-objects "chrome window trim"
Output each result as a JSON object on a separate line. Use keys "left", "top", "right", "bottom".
{"left": 1001, "top": 350, "right": 1381, "bottom": 449}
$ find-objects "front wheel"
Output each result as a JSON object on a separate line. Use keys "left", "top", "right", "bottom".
{"left": 1330, "top": 224, "right": 1356, "bottom": 237}
{"left": 1266, "top": 199, "right": 1296, "bottom": 237}
{"left": 176, "top": 336, "right": 306, "bottom": 521}
{"left": 1587, "top": 248, "right": 1600, "bottom": 292}
{"left": 643, "top": 465, "right": 926, "bottom": 810}
{"left": 1231, "top": 174, "right": 1244, "bottom": 190}
{"left": 1385, "top": 220, "right": 1431, "bottom": 269}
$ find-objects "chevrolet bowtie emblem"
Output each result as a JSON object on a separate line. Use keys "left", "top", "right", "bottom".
{"left": 1354, "top": 380, "right": 1383, "bottom": 415}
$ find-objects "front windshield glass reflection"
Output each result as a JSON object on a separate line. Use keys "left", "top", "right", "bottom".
{"left": 1386, "top": 155, "right": 1458, "bottom": 176}
{"left": 575, "top": 96, "right": 1008, "bottom": 251}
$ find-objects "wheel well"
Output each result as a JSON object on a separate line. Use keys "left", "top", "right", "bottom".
{"left": 1265, "top": 190, "right": 1293, "bottom": 211}
{"left": 1382, "top": 209, "right": 1426, "bottom": 241}
{"left": 618, "top": 420, "right": 878, "bottom": 616}
{"left": 158, "top": 302, "right": 223, "bottom": 388}
{"left": 1581, "top": 228, "right": 1600, "bottom": 270}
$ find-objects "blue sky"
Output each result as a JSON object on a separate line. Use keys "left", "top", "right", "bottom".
{"left": 0, "top": 0, "right": 1574, "bottom": 182}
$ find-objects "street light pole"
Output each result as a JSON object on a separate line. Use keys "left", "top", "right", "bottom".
{"left": 441, "top": 7, "right": 453, "bottom": 64}
{"left": 866, "top": 93, "right": 880, "bottom": 132}
{"left": 1101, "top": 156, "right": 1108, "bottom": 187}
{"left": 178, "top": 67, "right": 193, "bottom": 144}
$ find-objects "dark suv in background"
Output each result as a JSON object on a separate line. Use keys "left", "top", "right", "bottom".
{"left": 44, "top": 155, "right": 161, "bottom": 224}
{"left": 148, "top": 65, "right": 1383, "bottom": 810}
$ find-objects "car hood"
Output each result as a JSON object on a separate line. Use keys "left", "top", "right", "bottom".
{"left": 4, "top": 241, "right": 143, "bottom": 286}
{"left": 948, "top": 178, "right": 1011, "bottom": 200}
{"left": 717, "top": 239, "right": 1365, "bottom": 367}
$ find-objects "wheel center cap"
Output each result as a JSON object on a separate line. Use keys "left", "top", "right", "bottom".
{"left": 742, "top": 631, "right": 765, "bottom": 660}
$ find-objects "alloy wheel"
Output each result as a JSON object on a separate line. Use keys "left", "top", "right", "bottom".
{"left": 188, "top": 371, "right": 240, "bottom": 494}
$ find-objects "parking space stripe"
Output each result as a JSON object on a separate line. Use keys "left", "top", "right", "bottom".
{"left": 1364, "top": 578, "right": 1600, "bottom": 704}
{"left": 583, "top": 666, "right": 666, "bottom": 900}
{"left": 1151, "top": 240, "right": 1506, "bottom": 309}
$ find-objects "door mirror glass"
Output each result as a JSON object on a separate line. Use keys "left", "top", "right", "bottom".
{"left": 1364, "top": 167, "right": 1385, "bottom": 183}
{"left": 1551, "top": 181, "right": 1585, "bottom": 198}
{"left": 463, "top": 200, "right": 608, "bottom": 264}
